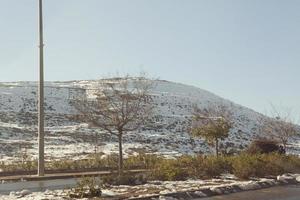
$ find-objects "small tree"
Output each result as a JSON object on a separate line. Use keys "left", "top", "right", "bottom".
{"left": 261, "top": 105, "right": 298, "bottom": 151}
{"left": 72, "top": 77, "right": 153, "bottom": 175}
{"left": 191, "top": 105, "right": 232, "bottom": 156}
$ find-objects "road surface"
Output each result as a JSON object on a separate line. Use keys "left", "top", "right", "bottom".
{"left": 200, "top": 185, "right": 300, "bottom": 200}
{"left": 0, "top": 178, "right": 78, "bottom": 194}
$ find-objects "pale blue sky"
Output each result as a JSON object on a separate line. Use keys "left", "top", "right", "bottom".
{"left": 0, "top": 0, "right": 299, "bottom": 117}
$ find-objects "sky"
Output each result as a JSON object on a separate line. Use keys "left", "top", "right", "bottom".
{"left": 0, "top": 0, "right": 299, "bottom": 118}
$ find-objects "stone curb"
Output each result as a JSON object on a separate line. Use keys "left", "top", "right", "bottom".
{"left": 129, "top": 175, "right": 300, "bottom": 200}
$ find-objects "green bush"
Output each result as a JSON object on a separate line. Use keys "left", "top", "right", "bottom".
{"left": 21, "top": 160, "right": 38, "bottom": 171}
{"left": 198, "top": 156, "right": 232, "bottom": 178}
{"left": 232, "top": 154, "right": 266, "bottom": 179}
{"left": 278, "top": 155, "right": 300, "bottom": 173}
{"left": 231, "top": 153, "right": 300, "bottom": 179}
{"left": 0, "top": 160, "right": 38, "bottom": 172}
{"left": 124, "top": 153, "right": 162, "bottom": 170}
{"left": 102, "top": 173, "right": 147, "bottom": 186}
{"left": 178, "top": 155, "right": 231, "bottom": 179}
{"left": 261, "top": 154, "right": 284, "bottom": 176}
{"left": 150, "top": 159, "right": 188, "bottom": 181}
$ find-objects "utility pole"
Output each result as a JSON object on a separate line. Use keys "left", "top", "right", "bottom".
{"left": 38, "top": 0, "right": 45, "bottom": 176}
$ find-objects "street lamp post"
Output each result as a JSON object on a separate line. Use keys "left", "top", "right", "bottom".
{"left": 38, "top": 0, "right": 45, "bottom": 176}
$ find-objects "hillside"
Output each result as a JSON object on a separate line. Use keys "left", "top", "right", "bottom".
{"left": 0, "top": 79, "right": 299, "bottom": 162}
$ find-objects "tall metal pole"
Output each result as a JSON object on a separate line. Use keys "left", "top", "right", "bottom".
{"left": 38, "top": 0, "right": 45, "bottom": 176}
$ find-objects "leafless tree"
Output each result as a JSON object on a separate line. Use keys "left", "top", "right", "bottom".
{"left": 72, "top": 77, "right": 154, "bottom": 175}
{"left": 261, "top": 104, "right": 298, "bottom": 151}
{"left": 191, "top": 105, "right": 233, "bottom": 156}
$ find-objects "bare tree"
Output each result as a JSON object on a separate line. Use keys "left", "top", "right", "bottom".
{"left": 191, "top": 105, "right": 233, "bottom": 156}
{"left": 261, "top": 105, "right": 298, "bottom": 151}
{"left": 72, "top": 77, "right": 154, "bottom": 175}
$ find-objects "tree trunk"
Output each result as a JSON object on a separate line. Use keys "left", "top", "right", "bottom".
{"left": 215, "top": 138, "right": 219, "bottom": 157}
{"left": 118, "top": 133, "right": 123, "bottom": 176}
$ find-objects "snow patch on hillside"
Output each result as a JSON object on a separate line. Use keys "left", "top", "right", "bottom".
{"left": 0, "top": 79, "right": 298, "bottom": 162}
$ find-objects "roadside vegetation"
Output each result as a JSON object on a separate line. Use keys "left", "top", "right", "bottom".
{"left": 1, "top": 140, "right": 300, "bottom": 199}
{"left": 1, "top": 151, "right": 300, "bottom": 181}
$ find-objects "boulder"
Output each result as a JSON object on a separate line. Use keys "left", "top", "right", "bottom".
{"left": 296, "top": 175, "right": 300, "bottom": 183}
{"left": 277, "top": 174, "right": 296, "bottom": 183}
{"left": 194, "top": 191, "right": 207, "bottom": 197}
{"left": 238, "top": 181, "right": 261, "bottom": 191}
{"left": 210, "top": 187, "right": 223, "bottom": 195}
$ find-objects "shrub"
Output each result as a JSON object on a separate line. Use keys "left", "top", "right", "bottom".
{"left": 47, "top": 154, "right": 119, "bottom": 171}
{"left": 278, "top": 155, "right": 300, "bottom": 173}
{"left": 261, "top": 154, "right": 285, "bottom": 176}
{"left": 102, "top": 173, "right": 147, "bottom": 186}
{"left": 246, "top": 138, "right": 284, "bottom": 154}
{"left": 231, "top": 153, "right": 300, "bottom": 179}
{"left": 124, "top": 154, "right": 162, "bottom": 170}
{"left": 69, "top": 177, "right": 102, "bottom": 198}
{"left": 231, "top": 154, "right": 265, "bottom": 179}
{"left": 199, "top": 155, "right": 232, "bottom": 178}
{"left": 0, "top": 160, "right": 38, "bottom": 172}
{"left": 150, "top": 159, "right": 188, "bottom": 181}
{"left": 21, "top": 160, "right": 38, "bottom": 171}
{"left": 179, "top": 155, "right": 231, "bottom": 179}
{"left": 177, "top": 155, "right": 199, "bottom": 178}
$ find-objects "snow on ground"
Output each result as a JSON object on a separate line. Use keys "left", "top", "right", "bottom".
{"left": 0, "top": 79, "right": 299, "bottom": 163}
{"left": 1, "top": 175, "right": 296, "bottom": 200}
{"left": 0, "top": 190, "right": 66, "bottom": 200}
{"left": 0, "top": 178, "right": 260, "bottom": 200}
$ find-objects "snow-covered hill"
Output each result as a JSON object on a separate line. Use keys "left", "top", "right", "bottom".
{"left": 0, "top": 79, "right": 299, "bottom": 162}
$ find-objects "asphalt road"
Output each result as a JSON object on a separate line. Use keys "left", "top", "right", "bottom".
{"left": 200, "top": 185, "right": 300, "bottom": 200}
